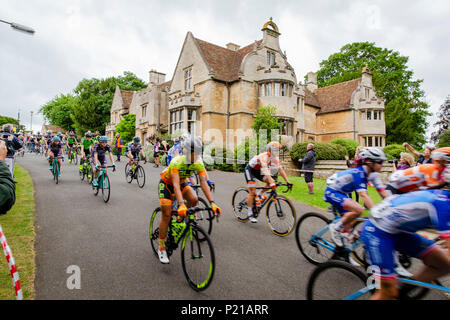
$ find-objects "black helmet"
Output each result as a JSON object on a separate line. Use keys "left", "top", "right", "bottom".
{"left": 133, "top": 136, "right": 141, "bottom": 143}
{"left": 182, "top": 136, "right": 203, "bottom": 154}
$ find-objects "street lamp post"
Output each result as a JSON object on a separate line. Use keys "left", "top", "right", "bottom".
{"left": 30, "top": 111, "right": 34, "bottom": 134}
{"left": 0, "top": 18, "right": 35, "bottom": 35}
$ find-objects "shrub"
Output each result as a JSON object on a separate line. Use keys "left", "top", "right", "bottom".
{"left": 331, "top": 138, "right": 359, "bottom": 157}
{"left": 383, "top": 144, "right": 405, "bottom": 160}
{"left": 290, "top": 142, "right": 346, "bottom": 164}
{"left": 234, "top": 138, "right": 263, "bottom": 172}
{"left": 208, "top": 147, "right": 234, "bottom": 172}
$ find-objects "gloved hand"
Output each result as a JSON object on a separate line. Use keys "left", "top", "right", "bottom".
{"left": 177, "top": 204, "right": 187, "bottom": 218}
{"left": 210, "top": 202, "right": 221, "bottom": 216}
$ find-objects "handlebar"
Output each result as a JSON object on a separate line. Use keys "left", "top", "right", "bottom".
{"left": 258, "top": 182, "right": 293, "bottom": 193}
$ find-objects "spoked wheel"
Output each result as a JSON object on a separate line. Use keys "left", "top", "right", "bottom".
{"left": 295, "top": 212, "right": 335, "bottom": 265}
{"left": 181, "top": 225, "right": 215, "bottom": 291}
{"left": 125, "top": 165, "right": 133, "bottom": 184}
{"left": 54, "top": 162, "right": 60, "bottom": 184}
{"left": 194, "top": 197, "right": 214, "bottom": 237}
{"left": 149, "top": 208, "right": 162, "bottom": 256}
{"left": 136, "top": 166, "right": 146, "bottom": 188}
{"left": 79, "top": 167, "right": 85, "bottom": 181}
{"left": 92, "top": 175, "right": 99, "bottom": 196}
{"left": 125, "top": 163, "right": 130, "bottom": 177}
{"left": 73, "top": 153, "right": 78, "bottom": 165}
{"left": 87, "top": 167, "right": 94, "bottom": 185}
{"left": 307, "top": 261, "right": 372, "bottom": 300}
{"left": 265, "top": 194, "right": 296, "bottom": 237}
{"left": 102, "top": 174, "right": 111, "bottom": 203}
{"left": 231, "top": 187, "right": 250, "bottom": 222}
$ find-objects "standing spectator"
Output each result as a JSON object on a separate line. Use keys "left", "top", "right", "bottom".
{"left": 161, "top": 140, "right": 169, "bottom": 166}
{"left": 167, "top": 136, "right": 182, "bottom": 165}
{"left": 298, "top": 143, "right": 316, "bottom": 194}
{"left": 1, "top": 124, "right": 23, "bottom": 178}
{"left": 152, "top": 137, "right": 161, "bottom": 168}
{"left": 0, "top": 140, "right": 15, "bottom": 215}
{"left": 402, "top": 142, "right": 434, "bottom": 165}
{"left": 393, "top": 152, "right": 415, "bottom": 171}
{"left": 114, "top": 133, "right": 124, "bottom": 162}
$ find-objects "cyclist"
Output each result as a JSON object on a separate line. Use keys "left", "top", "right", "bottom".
{"left": 326, "top": 147, "right": 390, "bottom": 246}
{"left": 79, "top": 132, "right": 95, "bottom": 172}
{"left": 91, "top": 136, "right": 116, "bottom": 187}
{"left": 44, "top": 130, "right": 53, "bottom": 154}
{"left": 126, "top": 137, "right": 147, "bottom": 174}
{"left": 66, "top": 132, "right": 79, "bottom": 163}
{"left": 157, "top": 136, "right": 221, "bottom": 264}
{"left": 386, "top": 147, "right": 450, "bottom": 195}
{"left": 361, "top": 167, "right": 450, "bottom": 300}
{"left": 244, "top": 141, "right": 292, "bottom": 223}
{"left": 46, "top": 136, "right": 64, "bottom": 175}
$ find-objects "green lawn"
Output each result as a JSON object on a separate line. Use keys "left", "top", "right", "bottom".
{"left": 284, "top": 175, "right": 384, "bottom": 211}
{"left": 0, "top": 165, "right": 35, "bottom": 300}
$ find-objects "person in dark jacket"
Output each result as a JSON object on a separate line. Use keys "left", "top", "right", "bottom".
{"left": 298, "top": 143, "right": 316, "bottom": 194}
{"left": 1, "top": 124, "right": 23, "bottom": 178}
{"left": 0, "top": 140, "right": 16, "bottom": 215}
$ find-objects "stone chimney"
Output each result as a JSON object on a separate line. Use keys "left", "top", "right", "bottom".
{"left": 149, "top": 69, "right": 166, "bottom": 85}
{"left": 361, "top": 64, "right": 373, "bottom": 87}
{"left": 307, "top": 71, "right": 318, "bottom": 92}
{"left": 261, "top": 17, "right": 281, "bottom": 52}
{"left": 226, "top": 42, "right": 241, "bottom": 51}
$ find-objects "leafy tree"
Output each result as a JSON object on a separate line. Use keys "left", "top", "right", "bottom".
{"left": 251, "top": 105, "right": 283, "bottom": 142}
{"left": 0, "top": 115, "right": 18, "bottom": 127}
{"left": 39, "top": 94, "right": 76, "bottom": 131}
{"left": 431, "top": 95, "right": 450, "bottom": 144}
{"left": 313, "top": 42, "right": 431, "bottom": 148}
{"left": 436, "top": 130, "right": 450, "bottom": 148}
{"left": 115, "top": 114, "right": 136, "bottom": 143}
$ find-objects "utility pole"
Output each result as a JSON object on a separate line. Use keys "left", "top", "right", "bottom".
{"left": 30, "top": 111, "right": 34, "bottom": 134}
{"left": 157, "top": 92, "right": 161, "bottom": 136}
{"left": 17, "top": 109, "right": 20, "bottom": 130}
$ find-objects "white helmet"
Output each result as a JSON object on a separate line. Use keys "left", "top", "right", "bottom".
{"left": 443, "top": 165, "right": 450, "bottom": 185}
{"left": 358, "top": 147, "right": 387, "bottom": 162}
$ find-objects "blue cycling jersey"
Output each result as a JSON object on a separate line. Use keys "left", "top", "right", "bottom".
{"left": 326, "top": 166, "right": 384, "bottom": 194}
{"left": 369, "top": 189, "right": 450, "bottom": 238}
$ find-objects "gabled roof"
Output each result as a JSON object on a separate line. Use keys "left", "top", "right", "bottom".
{"left": 195, "top": 38, "right": 263, "bottom": 82}
{"left": 120, "top": 90, "right": 135, "bottom": 109}
{"left": 159, "top": 80, "right": 172, "bottom": 92}
{"left": 305, "top": 78, "right": 361, "bottom": 114}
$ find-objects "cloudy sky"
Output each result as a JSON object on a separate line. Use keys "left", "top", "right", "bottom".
{"left": 1, "top": 0, "right": 449, "bottom": 140}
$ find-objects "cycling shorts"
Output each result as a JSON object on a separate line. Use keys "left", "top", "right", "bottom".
{"left": 361, "top": 220, "right": 438, "bottom": 281}
{"left": 158, "top": 179, "right": 192, "bottom": 206}
{"left": 244, "top": 165, "right": 272, "bottom": 188}
{"left": 324, "top": 187, "right": 352, "bottom": 215}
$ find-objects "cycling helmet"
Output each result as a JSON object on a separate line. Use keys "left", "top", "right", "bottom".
{"left": 47, "top": 130, "right": 52, "bottom": 134}
{"left": 443, "top": 166, "right": 450, "bottom": 185}
{"left": 431, "top": 147, "right": 450, "bottom": 163}
{"left": 182, "top": 136, "right": 203, "bottom": 154}
{"left": 358, "top": 147, "right": 387, "bottom": 162}
{"left": 98, "top": 136, "right": 108, "bottom": 143}
{"left": 181, "top": 133, "right": 191, "bottom": 141}
{"left": 266, "top": 141, "right": 282, "bottom": 154}
{"left": 52, "top": 136, "right": 61, "bottom": 142}
{"left": 424, "top": 143, "right": 435, "bottom": 151}
{"left": 133, "top": 136, "right": 141, "bottom": 143}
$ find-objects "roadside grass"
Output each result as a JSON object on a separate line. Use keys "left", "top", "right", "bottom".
{"left": 0, "top": 164, "right": 35, "bottom": 300}
{"left": 284, "top": 175, "right": 384, "bottom": 211}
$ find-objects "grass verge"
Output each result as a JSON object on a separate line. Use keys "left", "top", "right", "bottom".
{"left": 284, "top": 175, "right": 384, "bottom": 211}
{"left": 0, "top": 164, "right": 35, "bottom": 300}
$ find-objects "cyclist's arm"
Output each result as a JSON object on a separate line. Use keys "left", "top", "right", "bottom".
{"left": 199, "top": 172, "right": 214, "bottom": 203}
{"left": 403, "top": 143, "right": 421, "bottom": 159}
{"left": 109, "top": 150, "right": 115, "bottom": 165}
{"left": 357, "top": 190, "right": 375, "bottom": 209}
{"left": 278, "top": 167, "right": 290, "bottom": 184}
{"left": 93, "top": 153, "right": 100, "bottom": 166}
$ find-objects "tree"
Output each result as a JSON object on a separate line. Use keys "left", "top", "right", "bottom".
{"left": 431, "top": 95, "right": 450, "bottom": 144}
{"left": 0, "top": 115, "right": 18, "bottom": 127}
{"left": 115, "top": 114, "right": 136, "bottom": 143}
{"left": 314, "top": 42, "right": 431, "bottom": 148}
{"left": 39, "top": 94, "right": 76, "bottom": 131}
{"left": 436, "top": 130, "right": 450, "bottom": 148}
{"left": 251, "top": 105, "right": 283, "bottom": 142}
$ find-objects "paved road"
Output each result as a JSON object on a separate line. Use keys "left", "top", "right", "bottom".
{"left": 17, "top": 154, "right": 445, "bottom": 300}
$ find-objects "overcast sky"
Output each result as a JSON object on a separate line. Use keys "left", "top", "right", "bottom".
{"left": 1, "top": 0, "right": 449, "bottom": 141}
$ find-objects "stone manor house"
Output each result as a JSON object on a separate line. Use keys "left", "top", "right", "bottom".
{"left": 106, "top": 19, "right": 386, "bottom": 149}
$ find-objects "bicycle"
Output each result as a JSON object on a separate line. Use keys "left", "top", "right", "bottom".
{"left": 49, "top": 156, "right": 64, "bottom": 184}
{"left": 125, "top": 159, "right": 146, "bottom": 188}
{"left": 148, "top": 206, "right": 215, "bottom": 291}
{"left": 306, "top": 259, "right": 450, "bottom": 300}
{"left": 184, "top": 183, "right": 217, "bottom": 236}
{"left": 92, "top": 165, "right": 116, "bottom": 203}
{"left": 78, "top": 156, "right": 93, "bottom": 184}
{"left": 295, "top": 205, "right": 369, "bottom": 266}
{"left": 68, "top": 147, "right": 78, "bottom": 165}
{"left": 231, "top": 182, "right": 296, "bottom": 237}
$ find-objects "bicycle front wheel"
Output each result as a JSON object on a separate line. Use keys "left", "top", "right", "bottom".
{"left": 195, "top": 197, "right": 214, "bottom": 236}
{"left": 295, "top": 212, "right": 335, "bottom": 265}
{"left": 148, "top": 208, "right": 162, "bottom": 256}
{"left": 265, "top": 194, "right": 296, "bottom": 236}
{"left": 181, "top": 225, "right": 215, "bottom": 291}
{"left": 231, "top": 187, "right": 250, "bottom": 222}
{"left": 136, "top": 166, "right": 146, "bottom": 188}
{"left": 102, "top": 174, "right": 111, "bottom": 203}
{"left": 307, "top": 261, "right": 371, "bottom": 300}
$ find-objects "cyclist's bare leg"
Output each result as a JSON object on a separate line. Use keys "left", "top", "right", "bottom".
{"left": 341, "top": 199, "right": 365, "bottom": 230}
{"left": 247, "top": 185, "right": 256, "bottom": 208}
{"left": 182, "top": 187, "right": 198, "bottom": 208}
{"left": 371, "top": 279, "right": 398, "bottom": 300}
{"left": 411, "top": 246, "right": 450, "bottom": 283}
{"left": 158, "top": 204, "right": 173, "bottom": 251}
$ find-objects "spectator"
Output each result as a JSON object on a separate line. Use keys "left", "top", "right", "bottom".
{"left": 393, "top": 152, "right": 415, "bottom": 171}
{"left": 114, "top": 133, "right": 124, "bottom": 162}
{"left": 0, "top": 140, "right": 16, "bottom": 215}
{"left": 402, "top": 142, "right": 434, "bottom": 165}
{"left": 152, "top": 137, "right": 161, "bottom": 168}
{"left": 1, "top": 124, "right": 23, "bottom": 178}
{"left": 298, "top": 143, "right": 316, "bottom": 194}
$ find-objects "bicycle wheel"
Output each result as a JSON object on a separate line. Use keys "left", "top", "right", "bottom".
{"left": 126, "top": 166, "right": 133, "bottom": 183}
{"left": 265, "top": 194, "right": 296, "bottom": 236}
{"left": 79, "top": 166, "right": 85, "bottom": 181}
{"left": 195, "top": 197, "right": 214, "bottom": 236}
{"left": 136, "top": 166, "right": 146, "bottom": 188}
{"left": 87, "top": 166, "right": 93, "bottom": 184}
{"left": 73, "top": 153, "right": 78, "bottom": 165}
{"left": 102, "top": 174, "right": 111, "bottom": 203}
{"left": 181, "top": 225, "right": 215, "bottom": 291}
{"left": 295, "top": 212, "right": 335, "bottom": 265}
{"left": 125, "top": 163, "right": 130, "bottom": 177}
{"left": 307, "top": 260, "right": 372, "bottom": 300}
{"left": 231, "top": 187, "right": 250, "bottom": 222}
{"left": 148, "top": 208, "right": 162, "bottom": 256}
{"left": 349, "top": 221, "right": 370, "bottom": 268}
{"left": 92, "top": 173, "right": 99, "bottom": 196}
{"left": 54, "top": 162, "right": 59, "bottom": 184}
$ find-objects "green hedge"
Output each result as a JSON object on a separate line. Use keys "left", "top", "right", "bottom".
{"left": 210, "top": 147, "right": 234, "bottom": 172}
{"left": 331, "top": 138, "right": 359, "bottom": 157}
{"left": 290, "top": 142, "right": 347, "bottom": 165}
{"left": 383, "top": 144, "right": 405, "bottom": 160}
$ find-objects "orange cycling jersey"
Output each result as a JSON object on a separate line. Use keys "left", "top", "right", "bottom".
{"left": 160, "top": 155, "right": 207, "bottom": 185}
{"left": 387, "top": 163, "right": 444, "bottom": 193}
